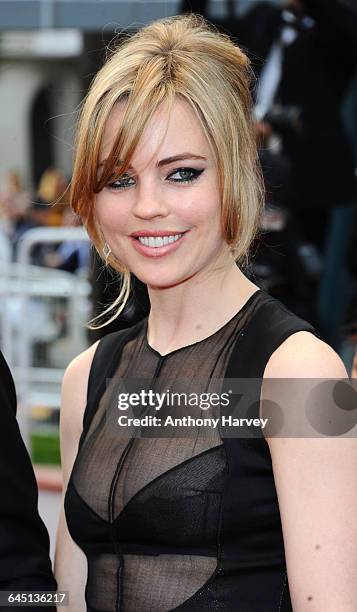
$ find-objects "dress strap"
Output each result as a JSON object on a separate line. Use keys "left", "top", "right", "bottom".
{"left": 225, "top": 292, "right": 322, "bottom": 380}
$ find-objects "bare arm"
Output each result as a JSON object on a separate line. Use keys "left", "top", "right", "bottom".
{"left": 54, "top": 342, "right": 99, "bottom": 612}
{"left": 263, "top": 332, "right": 357, "bottom": 611}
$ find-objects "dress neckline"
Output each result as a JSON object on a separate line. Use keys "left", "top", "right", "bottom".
{"left": 144, "top": 288, "right": 263, "bottom": 358}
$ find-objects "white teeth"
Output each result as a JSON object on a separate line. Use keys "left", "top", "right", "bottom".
{"left": 138, "top": 234, "right": 183, "bottom": 247}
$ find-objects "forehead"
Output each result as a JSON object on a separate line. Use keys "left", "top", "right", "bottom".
{"left": 100, "top": 96, "right": 212, "bottom": 169}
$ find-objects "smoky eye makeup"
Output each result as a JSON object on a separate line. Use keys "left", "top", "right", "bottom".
{"left": 107, "top": 173, "right": 135, "bottom": 190}
{"left": 165, "top": 167, "right": 205, "bottom": 184}
{"left": 106, "top": 166, "right": 205, "bottom": 190}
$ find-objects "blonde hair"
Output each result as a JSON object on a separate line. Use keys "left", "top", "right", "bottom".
{"left": 70, "top": 13, "right": 264, "bottom": 328}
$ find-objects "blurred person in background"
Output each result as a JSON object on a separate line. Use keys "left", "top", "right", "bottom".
{"left": 0, "top": 350, "right": 57, "bottom": 607}
{"left": 233, "top": 0, "right": 357, "bottom": 247}
{"left": 0, "top": 171, "right": 31, "bottom": 258}
{"left": 35, "top": 168, "right": 68, "bottom": 227}
{"left": 0, "top": 168, "right": 69, "bottom": 260}
{"left": 210, "top": 0, "right": 357, "bottom": 347}
{"left": 10, "top": 199, "right": 53, "bottom": 264}
{"left": 0, "top": 171, "right": 29, "bottom": 225}
{"left": 44, "top": 208, "right": 90, "bottom": 274}
{"left": 18, "top": 168, "right": 70, "bottom": 264}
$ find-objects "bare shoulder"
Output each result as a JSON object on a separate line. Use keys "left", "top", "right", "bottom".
{"left": 260, "top": 332, "right": 357, "bottom": 609}
{"left": 264, "top": 330, "right": 348, "bottom": 379}
{"left": 61, "top": 340, "right": 100, "bottom": 442}
{"left": 262, "top": 330, "right": 349, "bottom": 457}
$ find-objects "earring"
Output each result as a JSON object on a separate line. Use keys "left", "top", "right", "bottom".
{"left": 102, "top": 242, "right": 111, "bottom": 264}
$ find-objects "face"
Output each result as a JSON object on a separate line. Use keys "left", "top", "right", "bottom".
{"left": 95, "top": 96, "right": 230, "bottom": 289}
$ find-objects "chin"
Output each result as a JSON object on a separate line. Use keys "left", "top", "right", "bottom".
{"left": 139, "top": 270, "right": 191, "bottom": 290}
{"left": 145, "top": 277, "right": 186, "bottom": 290}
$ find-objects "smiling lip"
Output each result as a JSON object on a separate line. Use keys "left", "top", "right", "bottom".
{"left": 129, "top": 231, "right": 189, "bottom": 258}
{"left": 130, "top": 230, "right": 188, "bottom": 237}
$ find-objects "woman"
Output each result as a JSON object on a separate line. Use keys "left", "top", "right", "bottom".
{"left": 54, "top": 14, "right": 356, "bottom": 611}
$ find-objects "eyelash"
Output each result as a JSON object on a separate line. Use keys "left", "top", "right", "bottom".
{"left": 107, "top": 167, "right": 204, "bottom": 190}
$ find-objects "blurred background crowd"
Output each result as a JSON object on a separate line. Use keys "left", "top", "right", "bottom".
{"left": 0, "top": 0, "right": 356, "bottom": 556}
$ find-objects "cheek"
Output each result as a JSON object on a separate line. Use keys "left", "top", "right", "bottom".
{"left": 180, "top": 186, "right": 221, "bottom": 227}
{"left": 95, "top": 193, "right": 126, "bottom": 230}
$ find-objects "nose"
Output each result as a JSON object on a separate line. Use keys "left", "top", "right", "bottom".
{"left": 132, "top": 179, "right": 170, "bottom": 220}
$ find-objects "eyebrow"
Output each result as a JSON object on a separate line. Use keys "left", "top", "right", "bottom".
{"left": 98, "top": 153, "right": 207, "bottom": 169}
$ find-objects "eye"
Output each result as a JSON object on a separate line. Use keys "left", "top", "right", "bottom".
{"left": 167, "top": 167, "right": 204, "bottom": 184}
{"left": 106, "top": 167, "right": 204, "bottom": 190}
{"left": 107, "top": 173, "right": 135, "bottom": 190}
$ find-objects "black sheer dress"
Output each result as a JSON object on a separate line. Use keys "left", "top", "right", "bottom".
{"left": 64, "top": 288, "right": 320, "bottom": 611}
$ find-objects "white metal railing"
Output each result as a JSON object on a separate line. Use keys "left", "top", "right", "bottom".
{"left": 0, "top": 226, "right": 91, "bottom": 448}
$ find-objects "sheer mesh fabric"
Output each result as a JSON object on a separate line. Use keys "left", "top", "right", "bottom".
{"left": 69, "top": 290, "right": 264, "bottom": 611}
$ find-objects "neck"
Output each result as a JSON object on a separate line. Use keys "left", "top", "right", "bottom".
{"left": 146, "top": 249, "right": 259, "bottom": 356}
